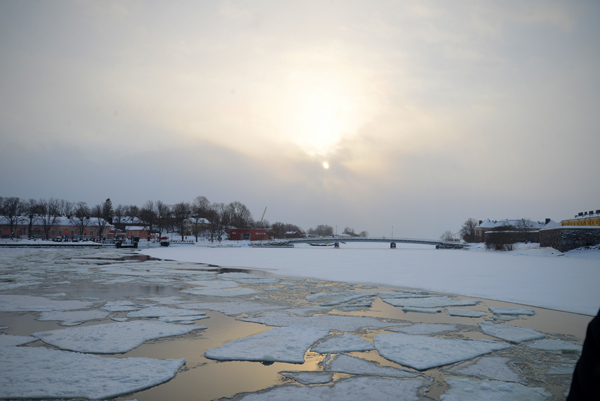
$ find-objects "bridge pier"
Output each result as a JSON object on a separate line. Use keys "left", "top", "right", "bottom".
{"left": 390, "top": 242, "right": 396, "bottom": 249}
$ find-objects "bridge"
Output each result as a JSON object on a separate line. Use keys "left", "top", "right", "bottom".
{"left": 255, "top": 237, "right": 468, "bottom": 249}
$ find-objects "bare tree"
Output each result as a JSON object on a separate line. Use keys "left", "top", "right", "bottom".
{"left": 227, "top": 201, "right": 253, "bottom": 228}
{"left": 22, "top": 198, "right": 42, "bottom": 239}
{"left": 440, "top": 230, "right": 456, "bottom": 242}
{"left": 343, "top": 227, "right": 357, "bottom": 237}
{"left": 172, "top": 202, "right": 191, "bottom": 240}
{"left": 113, "top": 204, "right": 125, "bottom": 229}
{"left": 190, "top": 197, "right": 212, "bottom": 242}
{"left": 0, "top": 197, "right": 24, "bottom": 239}
{"left": 309, "top": 225, "right": 334, "bottom": 237}
{"left": 91, "top": 204, "right": 109, "bottom": 240}
{"left": 38, "top": 198, "right": 61, "bottom": 240}
{"left": 59, "top": 199, "right": 74, "bottom": 218}
{"left": 515, "top": 218, "right": 534, "bottom": 243}
{"left": 70, "top": 202, "right": 90, "bottom": 239}
{"left": 139, "top": 201, "right": 157, "bottom": 241}
{"left": 156, "top": 201, "right": 171, "bottom": 237}
{"left": 359, "top": 231, "right": 368, "bottom": 238}
{"left": 459, "top": 218, "right": 479, "bottom": 243}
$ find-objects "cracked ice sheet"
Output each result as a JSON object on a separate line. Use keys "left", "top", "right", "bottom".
{"left": 205, "top": 326, "right": 328, "bottom": 363}
{"left": 37, "top": 309, "right": 110, "bottom": 326}
{"left": 403, "top": 307, "right": 441, "bottom": 313}
{"left": 182, "top": 287, "right": 260, "bottom": 297}
{"left": 388, "top": 323, "right": 458, "bottom": 335}
{"left": 101, "top": 300, "right": 140, "bottom": 312}
{"left": 306, "top": 292, "right": 373, "bottom": 306}
{"left": 441, "top": 378, "right": 551, "bottom": 401}
{"left": 489, "top": 307, "right": 535, "bottom": 316}
{"left": 127, "top": 306, "right": 206, "bottom": 318}
{"left": 447, "top": 308, "right": 488, "bottom": 318}
{"left": 280, "top": 371, "right": 334, "bottom": 384}
{"left": 0, "top": 295, "right": 95, "bottom": 312}
{"left": 312, "top": 334, "right": 375, "bottom": 353}
{"left": 33, "top": 320, "right": 204, "bottom": 353}
{"left": 187, "top": 280, "right": 240, "bottom": 288}
{"left": 374, "top": 333, "right": 510, "bottom": 371}
{"left": 324, "top": 354, "right": 418, "bottom": 378}
{"left": 181, "top": 301, "right": 286, "bottom": 316}
{"left": 239, "top": 311, "right": 403, "bottom": 332}
{"left": 526, "top": 339, "right": 582, "bottom": 353}
{"left": 0, "top": 346, "right": 185, "bottom": 400}
{"left": 230, "top": 377, "right": 429, "bottom": 401}
{"left": 479, "top": 322, "right": 545, "bottom": 344}
{"left": 450, "top": 357, "right": 523, "bottom": 382}
{"left": 382, "top": 296, "right": 478, "bottom": 308}
{"left": 0, "top": 334, "right": 37, "bottom": 346}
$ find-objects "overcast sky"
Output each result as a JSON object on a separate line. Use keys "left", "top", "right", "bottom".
{"left": 1, "top": 1, "right": 599, "bottom": 238}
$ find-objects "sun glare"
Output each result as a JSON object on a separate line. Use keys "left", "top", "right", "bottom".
{"left": 286, "top": 79, "right": 361, "bottom": 157}
{"left": 323, "top": 161, "right": 330, "bottom": 169}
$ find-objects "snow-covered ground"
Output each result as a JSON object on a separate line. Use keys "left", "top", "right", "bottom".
{"left": 143, "top": 242, "right": 600, "bottom": 316}
{"left": 0, "top": 244, "right": 594, "bottom": 400}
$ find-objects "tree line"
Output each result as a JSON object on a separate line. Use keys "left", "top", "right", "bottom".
{"left": 0, "top": 196, "right": 367, "bottom": 241}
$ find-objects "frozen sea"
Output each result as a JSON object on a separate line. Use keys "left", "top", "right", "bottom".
{"left": 0, "top": 241, "right": 597, "bottom": 400}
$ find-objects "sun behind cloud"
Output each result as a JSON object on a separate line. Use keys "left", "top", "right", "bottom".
{"left": 322, "top": 161, "right": 330, "bottom": 169}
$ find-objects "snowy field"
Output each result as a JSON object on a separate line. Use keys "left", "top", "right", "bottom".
{"left": 144, "top": 242, "right": 600, "bottom": 316}
{"left": 0, "top": 245, "right": 595, "bottom": 400}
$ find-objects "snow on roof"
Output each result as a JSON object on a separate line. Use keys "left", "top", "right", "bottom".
{"left": 476, "top": 219, "right": 559, "bottom": 229}
{"left": 125, "top": 226, "right": 146, "bottom": 231}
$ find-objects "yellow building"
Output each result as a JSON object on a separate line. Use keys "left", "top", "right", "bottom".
{"left": 561, "top": 210, "right": 600, "bottom": 227}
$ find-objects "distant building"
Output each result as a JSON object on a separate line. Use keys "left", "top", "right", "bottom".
{"left": 0, "top": 216, "right": 115, "bottom": 240}
{"left": 285, "top": 231, "right": 302, "bottom": 238}
{"left": 561, "top": 210, "right": 600, "bottom": 227}
{"left": 475, "top": 218, "right": 559, "bottom": 243}
{"left": 228, "top": 228, "right": 269, "bottom": 241}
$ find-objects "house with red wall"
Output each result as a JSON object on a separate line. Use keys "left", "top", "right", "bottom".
{"left": 228, "top": 228, "right": 269, "bottom": 241}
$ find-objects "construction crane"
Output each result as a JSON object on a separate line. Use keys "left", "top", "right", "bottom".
{"left": 259, "top": 207, "right": 267, "bottom": 226}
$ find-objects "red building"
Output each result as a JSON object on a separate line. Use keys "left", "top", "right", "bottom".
{"left": 228, "top": 228, "right": 269, "bottom": 241}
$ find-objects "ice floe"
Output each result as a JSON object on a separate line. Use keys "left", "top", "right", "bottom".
{"left": 182, "top": 287, "right": 260, "bottom": 297}
{"left": 33, "top": 320, "right": 204, "bottom": 353}
{"left": 403, "top": 307, "right": 441, "bottom": 313}
{"left": 547, "top": 364, "right": 575, "bottom": 375}
{"left": 240, "top": 311, "right": 404, "bottom": 331}
{"left": 205, "top": 325, "right": 329, "bottom": 363}
{"left": 382, "top": 296, "right": 479, "bottom": 308}
{"left": 159, "top": 316, "right": 209, "bottom": 323}
{"left": 479, "top": 322, "right": 545, "bottom": 344}
{"left": 187, "top": 280, "right": 240, "bottom": 288}
{"left": 374, "top": 333, "right": 510, "bottom": 370}
{"left": 324, "top": 354, "right": 418, "bottom": 378}
{"left": 450, "top": 357, "right": 523, "bottom": 382}
{"left": 37, "top": 309, "right": 109, "bottom": 326}
{"left": 0, "top": 333, "right": 37, "bottom": 346}
{"left": 0, "top": 346, "right": 185, "bottom": 399}
{"left": 441, "top": 378, "right": 551, "bottom": 401}
{"left": 0, "top": 294, "right": 94, "bottom": 312}
{"left": 127, "top": 306, "right": 206, "bottom": 318}
{"left": 389, "top": 323, "right": 457, "bottom": 335}
{"left": 489, "top": 307, "right": 535, "bottom": 316}
{"left": 230, "top": 377, "right": 429, "bottom": 401}
{"left": 447, "top": 308, "right": 487, "bottom": 318}
{"left": 181, "top": 301, "right": 285, "bottom": 316}
{"left": 100, "top": 300, "right": 140, "bottom": 312}
{"left": 311, "top": 334, "right": 375, "bottom": 353}
{"left": 306, "top": 292, "right": 374, "bottom": 307}
{"left": 280, "top": 371, "right": 334, "bottom": 384}
{"left": 526, "top": 339, "right": 582, "bottom": 353}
